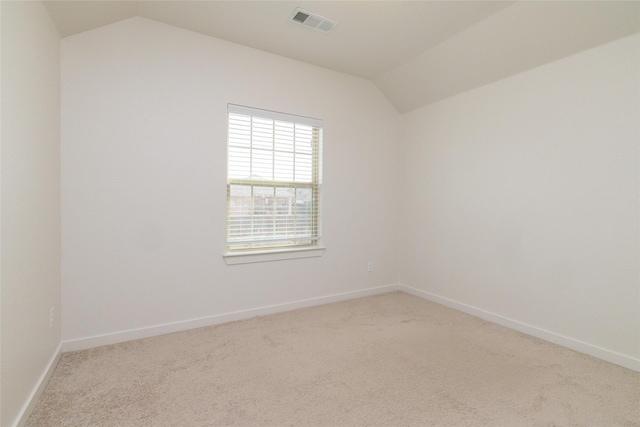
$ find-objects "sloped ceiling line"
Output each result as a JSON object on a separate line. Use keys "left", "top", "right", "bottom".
{"left": 44, "top": 1, "right": 640, "bottom": 113}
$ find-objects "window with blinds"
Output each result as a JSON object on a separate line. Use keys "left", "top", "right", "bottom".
{"left": 227, "top": 104, "right": 322, "bottom": 252}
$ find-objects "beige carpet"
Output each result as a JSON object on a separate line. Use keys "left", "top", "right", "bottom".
{"left": 27, "top": 292, "right": 640, "bottom": 426}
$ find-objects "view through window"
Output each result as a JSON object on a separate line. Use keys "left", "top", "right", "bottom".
{"left": 227, "top": 105, "right": 322, "bottom": 252}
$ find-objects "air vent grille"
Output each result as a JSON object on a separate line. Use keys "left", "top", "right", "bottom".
{"left": 292, "top": 11, "right": 309, "bottom": 23}
{"left": 290, "top": 8, "right": 337, "bottom": 33}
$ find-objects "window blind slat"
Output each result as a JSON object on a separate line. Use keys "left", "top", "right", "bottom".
{"left": 227, "top": 105, "right": 322, "bottom": 252}
{"left": 229, "top": 104, "right": 323, "bottom": 128}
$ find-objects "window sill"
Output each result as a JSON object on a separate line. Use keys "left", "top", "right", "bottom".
{"left": 223, "top": 246, "right": 325, "bottom": 265}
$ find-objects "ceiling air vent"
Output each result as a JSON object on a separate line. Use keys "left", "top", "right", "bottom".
{"left": 290, "top": 8, "right": 338, "bottom": 33}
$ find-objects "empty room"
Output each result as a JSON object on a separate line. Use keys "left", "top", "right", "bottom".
{"left": 1, "top": 1, "right": 639, "bottom": 426}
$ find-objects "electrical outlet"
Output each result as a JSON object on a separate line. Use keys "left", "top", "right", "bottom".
{"left": 50, "top": 307, "right": 54, "bottom": 328}
{"left": 367, "top": 261, "right": 374, "bottom": 272}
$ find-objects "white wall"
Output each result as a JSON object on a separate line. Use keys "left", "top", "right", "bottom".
{"left": 61, "top": 18, "right": 401, "bottom": 345}
{"left": 60, "top": 8, "right": 638, "bottom": 373}
{"left": 0, "top": 2, "right": 62, "bottom": 426}
{"left": 400, "top": 34, "right": 640, "bottom": 369}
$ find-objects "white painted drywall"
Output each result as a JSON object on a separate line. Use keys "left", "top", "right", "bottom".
{"left": 400, "top": 34, "right": 640, "bottom": 364}
{"left": 61, "top": 17, "right": 401, "bottom": 343}
{"left": 375, "top": 1, "right": 640, "bottom": 113}
{"left": 0, "top": 2, "right": 62, "bottom": 426}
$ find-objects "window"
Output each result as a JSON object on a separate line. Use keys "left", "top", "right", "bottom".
{"left": 226, "top": 104, "right": 322, "bottom": 254}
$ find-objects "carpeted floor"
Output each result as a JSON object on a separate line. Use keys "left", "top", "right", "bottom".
{"left": 27, "top": 291, "right": 640, "bottom": 426}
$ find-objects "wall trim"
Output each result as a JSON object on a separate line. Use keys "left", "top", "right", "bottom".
{"left": 21, "top": 282, "right": 637, "bottom": 424}
{"left": 63, "top": 284, "right": 402, "bottom": 352}
{"left": 399, "top": 284, "right": 640, "bottom": 372}
{"left": 14, "top": 343, "right": 63, "bottom": 427}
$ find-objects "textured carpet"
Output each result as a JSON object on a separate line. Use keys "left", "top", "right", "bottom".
{"left": 27, "top": 291, "right": 640, "bottom": 426}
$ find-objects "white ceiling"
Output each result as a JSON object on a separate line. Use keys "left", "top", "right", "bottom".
{"left": 44, "top": 1, "right": 640, "bottom": 113}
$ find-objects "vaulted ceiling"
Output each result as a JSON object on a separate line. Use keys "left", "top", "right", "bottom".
{"left": 44, "top": 1, "right": 640, "bottom": 113}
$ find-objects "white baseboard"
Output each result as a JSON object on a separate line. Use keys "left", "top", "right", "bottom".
{"left": 20, "top": 283, "right": 637, "bottom": 426}
{"left": 63, "top": 284, "right": 402, "bottom": 352}
{"left": 399, "top": 284, "right": 640, "bottom": 372}
{"left": 14, "top": 343, "right": 63, "bottom": 427}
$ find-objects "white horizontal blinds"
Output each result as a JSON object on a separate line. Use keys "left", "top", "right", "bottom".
{"left": 227, "top": 105, "right": 322, "bottom": 251}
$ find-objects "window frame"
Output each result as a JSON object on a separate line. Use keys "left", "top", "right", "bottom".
{"left": 224, "top": 104, "right": 324, "bottom": 263}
